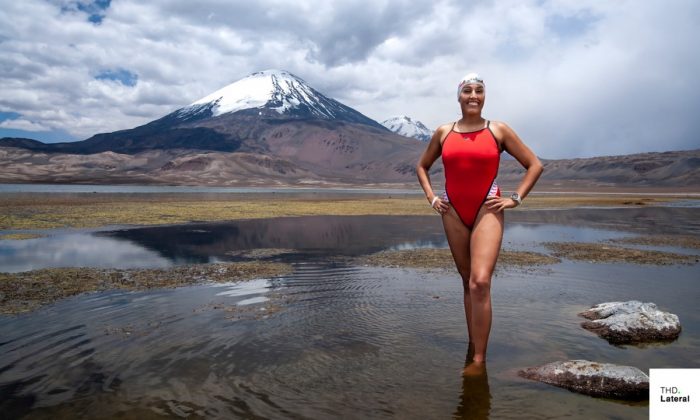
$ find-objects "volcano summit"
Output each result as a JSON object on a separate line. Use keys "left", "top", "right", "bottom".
{"left": 176, "top": 70, "right": 385, "bottom": 129}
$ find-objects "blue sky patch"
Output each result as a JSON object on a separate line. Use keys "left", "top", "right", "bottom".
{"left": 61, "top": 0, "right": 111, "bottom": 25}
{"left": 95, "top": 68, "right": 138, "bottom": 87}
{"left": 0, "top": 112, "right": 78, "bottom": 143}
{"left": 0, "top": 111, "right": 22, "bottom": 122}
{"left": 0, "top": 127, "right": 78, "bottom": 143}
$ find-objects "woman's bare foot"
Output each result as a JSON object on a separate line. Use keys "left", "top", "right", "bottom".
{"left": 462, "top": 360, "right": 486, "bottom": 377}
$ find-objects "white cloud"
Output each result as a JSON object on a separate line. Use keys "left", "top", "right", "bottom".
{"left": 0, "top": 118, "right": 50, "bottom": 131}
{"left": 0, "top": 0, "right": 698, "bottom": 158}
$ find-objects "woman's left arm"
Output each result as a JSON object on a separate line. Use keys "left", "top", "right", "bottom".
{"left": 486, "top": 121, "right": 544, "bottom": 211}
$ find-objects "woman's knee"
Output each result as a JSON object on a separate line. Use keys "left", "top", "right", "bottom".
{"left": 468, "top": 272, "right": 492, "bottom": 296}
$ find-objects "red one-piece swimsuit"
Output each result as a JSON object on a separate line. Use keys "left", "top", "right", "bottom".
{"left": 441, "top": 120, "right": 502, "bottom": 229}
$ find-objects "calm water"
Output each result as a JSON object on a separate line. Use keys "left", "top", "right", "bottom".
{"left": 1, "top": 208, "right": 699, "bottom": 419}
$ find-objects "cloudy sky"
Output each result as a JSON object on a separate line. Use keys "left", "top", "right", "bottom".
{"left": 1, "top": 0, "right": 698, "bottom": 159}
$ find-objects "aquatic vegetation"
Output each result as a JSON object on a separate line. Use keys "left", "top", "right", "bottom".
{"left": 226, "top": 248, "right": 298, "bottom": 258}
{"left": 359, "top": 248, "right": 559, "bottom": 269}
{"left": 0, "top": 261, "right": 293, "bottom": 315}
{"left": 609, "top": 235, "right": 700, "bottom": 250}
{"left": 544, "top": 242, "right": 699, "bottom": 265}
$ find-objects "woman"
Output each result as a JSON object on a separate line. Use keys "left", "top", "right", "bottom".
{"left": 416, "top": 73, "right": 543, "bottom": 366}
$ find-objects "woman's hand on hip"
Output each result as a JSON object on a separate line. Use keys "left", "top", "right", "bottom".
{"left": 485, "top": 196, "right": 517, "bottom": 212}
{"left": 432, "top": 197, "right": 450, "bottom": 215}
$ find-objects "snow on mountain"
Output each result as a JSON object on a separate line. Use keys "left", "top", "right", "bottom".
{"left": 175, "top": 69, "right": 385, "bottom": 129}
{"left": 381, "top": 116, "right": 432, "bottom": 142}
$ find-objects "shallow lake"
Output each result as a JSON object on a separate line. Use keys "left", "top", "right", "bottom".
{"left": 1, "top": 207, "right": 699, "bottom": 419}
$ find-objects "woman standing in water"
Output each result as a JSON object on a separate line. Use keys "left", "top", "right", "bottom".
{"left": 416, "top": 73, "right": 543, "bottom": 367}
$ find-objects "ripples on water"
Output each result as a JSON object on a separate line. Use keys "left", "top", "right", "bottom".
{"left": 1, "top": 208, "right": 699, "bottom": 418}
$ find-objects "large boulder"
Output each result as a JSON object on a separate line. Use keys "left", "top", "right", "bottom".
{"left": 519, "top": 360, "right": 649, "bottom": 400}
{"left": 579, "top": 301, "right": 681, "bottom": 344}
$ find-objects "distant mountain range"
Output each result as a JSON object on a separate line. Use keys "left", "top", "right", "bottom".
{"left": 381, "top": 116, "right": 432, "bottom": 142}
{"left": 0, "top": 70, "right": 428, "bottom": 184}
{"left": 1, "top": 69, "right": 698, "bottom": 189}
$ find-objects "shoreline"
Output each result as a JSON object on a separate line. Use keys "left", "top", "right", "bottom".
{"left": 1, "top": 192, "right": 696, "bottom": 232}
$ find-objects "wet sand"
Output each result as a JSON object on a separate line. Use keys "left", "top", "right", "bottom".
{"left": 0, "top": 192, "right": 692, "bottom": 231}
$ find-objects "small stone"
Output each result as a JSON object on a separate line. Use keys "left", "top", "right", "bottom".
{"left": 579, "top": 301, "right": 681, "bottom": 344}
{"left": 519, "top": 360, "right": 649, "bottom": 400}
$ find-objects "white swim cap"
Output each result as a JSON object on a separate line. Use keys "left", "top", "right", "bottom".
{"left": 457, "top": 72, "right": 485, "bottom": 98}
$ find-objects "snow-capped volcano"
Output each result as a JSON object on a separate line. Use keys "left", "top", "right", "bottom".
{"left": 381, "top": 116, "right": 432, "bottom": 142}
{"left": 176, "top": 69, "right": 385, "bottom": 129}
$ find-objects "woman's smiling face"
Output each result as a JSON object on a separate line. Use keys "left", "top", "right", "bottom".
{"left": 459, "top": 83, "right": 485, "bottom": 114}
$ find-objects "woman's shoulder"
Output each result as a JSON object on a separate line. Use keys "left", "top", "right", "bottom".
{"left": 434, "top": 122, "right": 454, "bottom": 136}
{"left": 489, "top": 120, "right": 508, "bottom": 130}
{"left": 432, "top": 123, "right": 454, "bottom": 145}
{"left": 488, "top": 120, "right": 513, "bottom": 138}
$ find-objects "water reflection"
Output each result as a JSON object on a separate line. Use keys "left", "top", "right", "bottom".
{"left": 0, "top": 233, "right": 171, "bottom": 273}
{"left": 2, "top": 206, "right": 699, "bottom": 273}
{"left": 455, "top": 360, "right": 491, "bottom": 420}
{"left": 99, "top": 215, "right": 447, "bottom": 262}
{"left": 508, "top": 206, "right": 700, "bottom": 235}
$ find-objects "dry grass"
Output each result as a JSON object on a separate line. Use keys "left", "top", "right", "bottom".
{"left": 518, "top": 195, "right": 678, "bottom": 209}
{"left": 0, "top": 233, "right": 44, "bottom": 240}
{"left": 544, "top": 242, "right": 699, "bottom": 265}
{"left": 0, "top": 261, "right": 293, "bottom": 315}
{"left": 0, "top": 193, "right": 692, "bottom": 231}
{"left": 0, "top": 196, "right": 433, "bottom": 230}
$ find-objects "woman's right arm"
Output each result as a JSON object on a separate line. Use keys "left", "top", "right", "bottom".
{"left": 416, "top": 125, "right": 450, "bottom": 213}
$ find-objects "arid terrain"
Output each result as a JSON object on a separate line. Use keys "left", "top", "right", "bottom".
{"left": 1, "top": 146, "right": 699, "bottom": 191}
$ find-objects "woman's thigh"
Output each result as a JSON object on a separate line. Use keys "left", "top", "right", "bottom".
{"left": 441, "top": 205, "right": 471, "bottom": 275}
{"left": 470, "top": 205, "right": 504, "bottom": 277}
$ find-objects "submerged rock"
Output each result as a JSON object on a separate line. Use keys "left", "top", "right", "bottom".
{"left": 579, "top": 301, "right": 681, "bottom": 344}
{"left": 519, "top": 360, "right": 649, "bottom": 400}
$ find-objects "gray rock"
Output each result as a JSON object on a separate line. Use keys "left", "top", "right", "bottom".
{"left": 519, "top": 360, "right": 649, "bottom": 400}
{"left": 579, "top": 301, "right": 681, "bottom": 344}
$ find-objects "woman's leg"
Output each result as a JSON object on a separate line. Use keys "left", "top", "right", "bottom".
{"left": 468, "top": 205, "right": 504, "bottom": 362}
{"left": 441, "top": 206, "right": 473, "bottom": 343}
